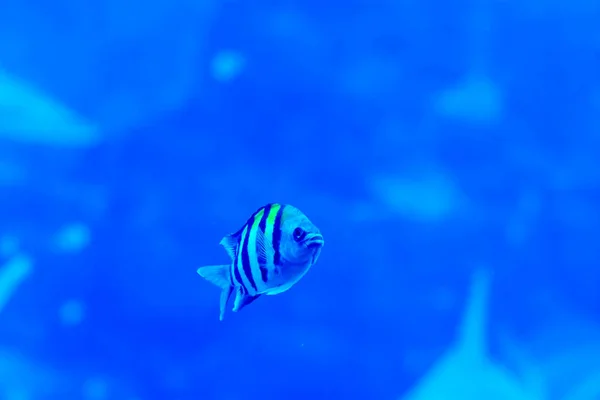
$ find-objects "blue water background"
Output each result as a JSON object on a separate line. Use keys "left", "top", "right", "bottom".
{"left": 0, "top": 0, "right": 598, "bottom": 399}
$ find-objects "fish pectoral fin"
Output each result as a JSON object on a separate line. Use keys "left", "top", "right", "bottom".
{"left": 265, "top": 282, "right": 292, "bottom": 295}
{"left": 197, "top": 264, "right": 231, "bottom": 288}
{"left": 232, "top": 288, "right": 261, "bottom": 313}
{"left": 255, "top": 227, "right": 273, "bottom": 264}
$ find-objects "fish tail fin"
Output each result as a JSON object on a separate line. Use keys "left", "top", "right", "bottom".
{"left": 197, "top": 264, "right": 230, "bottom": 288}
{"left": 197, "top": 264, "right": 233, "bottom": 321}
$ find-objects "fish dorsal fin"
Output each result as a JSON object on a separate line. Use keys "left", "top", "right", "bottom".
{"left": 220, "top": 232, "right": 241, "bottom": 260}
{"left": 232, "top": 287, "right": 261, "bottom": 313}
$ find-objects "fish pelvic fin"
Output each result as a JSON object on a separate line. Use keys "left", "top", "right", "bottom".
{"left": 233, "top": 287, "right": 261, "bottom": 313}
{"left": 197, "top": 264, "right": 233, "bottom": 321}
{"left": 218, "top": 286, "right": 234, "bottom": 321}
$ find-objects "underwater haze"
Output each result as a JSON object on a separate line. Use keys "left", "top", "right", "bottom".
{"left": 0, "top": 0, "right": 599, "bottom": 399}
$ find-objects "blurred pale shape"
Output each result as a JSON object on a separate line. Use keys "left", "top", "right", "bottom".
{"left": 211, "top": 50, "right": 246, "bottom": 82}
{"left": 0, "top": 349, "right": 65, "bottom": 397}
{"left": 434, "top": 74, "right": 503, "bottom": 124}
{"left": 371, "top": 172, "right": 461, "bottom": 222}
{"left": 0, "top": 1, "right": 217, "bottom": 138}
{"left": 53, "top": 223, "right": 91, "bottom": 253}
{"left": 0, "top": 254, "right": 32, "bottom": 314}
{"left": 0, "top": 69, "right": 98, "bottom": 147}
{"left": 565, "top": 370, "right": 600, "bottom": 400}
{"left": 59, "top": 299, "right": 85, "bottom": 326}
{"left": 401, "top": 269, "right": 546, "bottom": 400}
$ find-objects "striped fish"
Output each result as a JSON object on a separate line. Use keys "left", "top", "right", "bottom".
{"left": 197, "top": 203, "right": 324, "bottom": 321}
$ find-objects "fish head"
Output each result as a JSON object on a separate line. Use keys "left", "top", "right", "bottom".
{"left": 279, "top": 205, "right": 324, "bottom": 266}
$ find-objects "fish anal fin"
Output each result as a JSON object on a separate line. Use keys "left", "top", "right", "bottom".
{"left": 197, "top": 264, "right": 231, "bottom": 288}
{"left": 233, "top": 288, "right": 261, "bottom": 313}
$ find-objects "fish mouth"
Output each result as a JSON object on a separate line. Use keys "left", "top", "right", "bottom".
{"left": 304, "top": 233, "right": 324, "bottom": 249}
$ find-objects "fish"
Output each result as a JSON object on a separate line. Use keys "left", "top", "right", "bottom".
{"left": 197, "top": 203, "right": 324, "bottom": 321}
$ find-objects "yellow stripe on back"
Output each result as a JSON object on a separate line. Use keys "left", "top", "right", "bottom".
{"left": 267, "top": 203, "right": 281, "bottom": 227}
{"left": 255, "top": 203, "right": 281, "bottom": 291}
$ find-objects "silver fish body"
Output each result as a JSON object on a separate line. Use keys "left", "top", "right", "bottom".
{"left": 197, "top": 203, "right": 324, "bottom": 320}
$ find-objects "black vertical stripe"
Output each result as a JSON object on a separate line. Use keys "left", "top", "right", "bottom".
{"left": 233, "top": 255, "right": 244, "bottom": 288}
{"left": 258, "top": 204, "right": 271, "bottom": 233}
{"left": 272, "top": 205, "right": 284, "bottom": 266}
{"left": 241, "top": 219, "right": 258, "bottom": 292}
{"left": 230, "top": 230, "right": 244, "bottom": 287}
{"left": 231, "top": 205, "right": 264, "bottom": 290}
{"left": 229, "top": 263, "right": 234, "bottom": 286}
{"left": 260, "top": 266, "right": 269, "bottom": 283}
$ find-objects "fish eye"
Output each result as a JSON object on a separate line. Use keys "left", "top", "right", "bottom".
{"left": 292, "top": 227, "right": 306, "bottom": 242}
